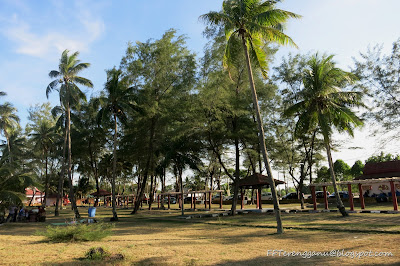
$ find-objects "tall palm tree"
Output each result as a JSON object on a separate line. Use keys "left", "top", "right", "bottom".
{"left": 284, "top": 54, "right": 365, "bottom": 217}
{"left": 46, "top": 49, "right": 93, "bottom": 218}
{"left": 97, "top": 68, "right": 136, "bottom": 221}
{"left": 201, "top": 0, "right": 300, "bottom": 234}
{"left": 0, "top": 102, "right": 20, "bottom": 162}
{"left": 30, "top": 121, "right": 56, "bottom": 207}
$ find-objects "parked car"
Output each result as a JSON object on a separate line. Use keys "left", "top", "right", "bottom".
{"left": 212, "top": 194, "right": 224, "bottom": 203}
{"left": 328, "top": 191, "right": 349, "bottom": 199}
{"left": 282, "top": 192, "right": 304, "bottom": 200}
{"left": 226, "top": 195, "right": 250, "bottom": 201}
{"left": 163, "top": 196, "right": 176, "bottom": 204}
{"left": 252, "top": 192, "right": 273, "bottom": 201}
{"left": 184, "top": 196, "right": 198, "bottom": 203}
{"left": 307, "top": 191, "right": 330, "bottom": 199}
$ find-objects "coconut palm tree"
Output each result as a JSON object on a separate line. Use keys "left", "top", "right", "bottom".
{"left": 284, "top": 54, "right": 365, "bottom": 217}
{"left": 0, "top": 102, "right": 20, "bottom": 162}
{"left": 97, "top": 68, "right": 137, "bottom": 221}
{"left": 46, "top": 49, "right": 93, "bottom": 218}
{"left": 201, "top": 0, "right": 300, "bottom": 234}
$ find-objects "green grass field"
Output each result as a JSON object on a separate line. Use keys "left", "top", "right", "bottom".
{"left": 0, "top": 205, "right": 399, "bottom": 265}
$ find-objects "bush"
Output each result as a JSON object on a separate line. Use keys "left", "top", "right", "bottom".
{"left": 37, "top": 223, "right": 114, "bottom": 242}
{"left": 84, "top": 247, "right": 110, "bottom": 260}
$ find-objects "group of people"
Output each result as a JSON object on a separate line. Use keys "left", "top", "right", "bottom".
{"left": 5, "top": 206, "right": 29, "bottom": 222}
{"left": 2, "top": 205, "right": 46, "bottom": 223}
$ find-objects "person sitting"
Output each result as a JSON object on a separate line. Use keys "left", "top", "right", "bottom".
{"left": 18, "top": 208, "right": 26, "bottom": 222}
{"left": 6, "top": 206, "right": 17, "bottom": 222}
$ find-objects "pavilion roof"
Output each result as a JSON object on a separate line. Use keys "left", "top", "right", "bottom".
{"left": 355, "top": 161, "right": 400, "bottom": 180}
{"left": 90, "top": 189, "right": 112, "bottom": 196}
{"left": 238, "top": 173, "right": 285, "bottom": 188}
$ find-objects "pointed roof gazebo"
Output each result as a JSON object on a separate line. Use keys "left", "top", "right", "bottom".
{"left": 238, "top": 173, "right": 285, "bottom": 210}
{"left": 90, "top": 189, "right": 112, "bottom": 196}
{"left": 238, "top": 173, "right": 285, "bottom": 189}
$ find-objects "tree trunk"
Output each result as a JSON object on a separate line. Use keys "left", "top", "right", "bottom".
{"left": 132, "top": 118, "right": 156, "bottom": 214}
{"left": 324, "top": 138, "right": 348, "bottom": 217}
{"left": 180, "top": 168, "right": 184, "bottom": 216}
{"left": 66, "top": 104, "right": 80, "bottom": 218}
{"left": 298, "top": 163, "right": 305, "bottom": 210}
{"left": 4, "top": 130, "right": 11, "bottom": 163}
{"left": 43, "top": 153, "right": 49, "bottom": 207}
{"left": 231, "top": 134, "right": 240, "bottom": 215}
{"left": 89, "top": 140, "right": 100, "bottom": 207}
{"left": 149, "top": 175, "right": 154, "bottom": 210}
{"left": 55, "top": 119, "right": 68, "bottom": 216}
{"left": 241, "top": 34, "right": 283, "bottom": 234}
{"left": 160, "top": 168, "right": 165, "bottom": 209}
{"left": 111, "top": 113, "right": 119, "bottom": 221}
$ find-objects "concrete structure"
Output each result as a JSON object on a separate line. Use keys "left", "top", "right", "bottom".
{"left": 310, "top": 161, "right": 400, "bottom": 211}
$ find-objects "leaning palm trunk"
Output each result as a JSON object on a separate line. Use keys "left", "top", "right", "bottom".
{"left": 111, "top": 114, "right": 119, "bottom": 221}
{"left": 324, "top": 137, "right": 348, "bottom": 217}
{"left": 241, "top": 35, "right": 283, "bottom": 234}
{"left": 67, "top": 105, "right": 80, "bottom": 218}
{"left": 4, "top": 130, "right": 11, "bottom": 163}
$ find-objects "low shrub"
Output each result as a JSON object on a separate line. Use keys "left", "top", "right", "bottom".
{"left": 83, "top": 247, "right": 124, "bottom": 262}
{"left": 37, "top": 222, "right": 114, "bottom": 242}
{"left": 84, "top": 247, "right": 110, "bottom": 260}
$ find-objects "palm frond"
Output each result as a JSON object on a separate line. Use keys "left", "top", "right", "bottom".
{"left": 46, "top": 79, "right": 60, "bottom": 98}
{"left": 255, "top": 9, "right": 301, "bottom": 27}
{"left": 248, "top": 35, "right": 269, "bottom": 77}
{"left": 73, "top": 76, "right": 94, "bottom": 88}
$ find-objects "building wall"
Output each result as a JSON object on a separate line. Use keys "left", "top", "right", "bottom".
{"left": 362, "top": 182, "right": 400, "bottom": 196}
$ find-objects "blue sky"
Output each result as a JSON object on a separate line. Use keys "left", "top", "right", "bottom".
{"left": 1, "top": 0, "right": 400, "bottom": 165}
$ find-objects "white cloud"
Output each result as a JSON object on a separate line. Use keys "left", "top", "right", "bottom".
{"left": 0, "top": 1, "right": 105, "bottom": 59}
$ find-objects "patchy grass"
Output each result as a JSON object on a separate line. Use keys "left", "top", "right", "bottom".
{"left": 36, "top": 223, "right": 114, "bottom": 242}
{"left": 0, "top": 206, "right": 399, "bottom": 265}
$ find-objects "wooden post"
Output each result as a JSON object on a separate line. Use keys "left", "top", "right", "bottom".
{"left": 157, "top": 195, "right": 160, "bottom": 209}
{"left": 348, "top": 184, "right": 354, "bottom": 211}
{"left": 204, "top": 193, "right": 207, "bottom": 209}
{"left": 323, "top": 186, "right": 328, "bottom": 210}
{"left": 179, "top": 194, "right": 182, "bottom": 209}
{"left": 311, "top": 186, "right": 317, "bottom": 210}
{"left": 191, "top": 193, "right": 193, "bottom": 209}
{"left": 390, "top": 181, "right": 398, "bottom": 211}
{"left": 241, "top": 189, "right": 244, "bottom": 210}
{"left": 358, "top": 183, "right": 365, "bottom": 210}
{"left": 208, "top": 192, "right": 211, "bottom": 210}
{"left": 167, "top": 194, "right": 170, "bottom": 210}
{"left": 256, "top": 189, "right": 260, "bottom": 209}
{"left": 258, "top": 188, "right": 262, "bottom": 210}
{"left": 194, "top": 194, "right": 196, "bottom": 210}
{"left": 219, "top": 191, "right": 223, "bottom": 209}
